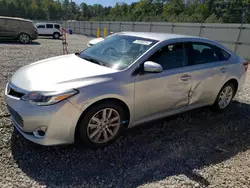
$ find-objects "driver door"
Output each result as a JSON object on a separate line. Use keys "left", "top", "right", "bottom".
{"left": 134, "top": 43, "right": 192, "bottom": 123}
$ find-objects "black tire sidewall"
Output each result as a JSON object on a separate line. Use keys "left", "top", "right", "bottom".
{"left": 213, "top": 83, "right": 235, "bottom": 111}
{"left": 78, "top": 102, "right": 125, "bottom": 148}
{"left": 53, "top": 33, "right": 60, "bottom": 39}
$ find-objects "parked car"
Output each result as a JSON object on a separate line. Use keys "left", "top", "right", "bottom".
{"left": 87, "top": 37, "right": 104, "bottom": 47}
{"left": 5, "top": 32, "right": 248, "bottom": 148}
{"left": 87, "top": 32, "right": 115, "bottom": 47}
{"left": 35, "top": 22, "right": 62, "bottom": 39}
{"left": 0, "top": 16, "right": 38, "bottom": 44}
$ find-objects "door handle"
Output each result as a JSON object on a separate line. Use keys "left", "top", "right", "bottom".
{"left": 180, "top": 74, "right": 191, "bottom": 81}
{"left": 220, "top": 67, "right": 227, "bottom": 73}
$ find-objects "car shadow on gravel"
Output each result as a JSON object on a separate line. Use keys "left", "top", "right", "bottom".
{"left": 10, "top": 101, "right": 250, "bottom": 187}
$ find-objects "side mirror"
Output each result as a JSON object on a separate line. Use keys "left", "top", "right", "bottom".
{"left": 144, "top": 61, "right": 163, "bottom": 73}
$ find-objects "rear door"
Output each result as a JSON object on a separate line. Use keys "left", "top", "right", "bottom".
{"left": 4, "top": 19, "right": 21, "bottom": 39}
{"left": 184, "top": 42, "right": 231, "bottom": 106}
{"left": 45, "top": 24, "right": 54, "bottom": 35}
{"left": 54, "top": 24, "right": 61, "bottom": 33}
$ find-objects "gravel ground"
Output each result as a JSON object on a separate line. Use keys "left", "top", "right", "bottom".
{"left": 1, "top": 35, "right": 250, "bottom": 188}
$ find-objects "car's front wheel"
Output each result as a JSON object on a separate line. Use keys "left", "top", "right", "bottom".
{"left": 18, "top": 33, "right": 30, "bottom": 44}
{"left": 213, "top": 83, "right": 235, "bottom": 111}
{"left": 77, "top": 102, "right": 125, "bottom": 148}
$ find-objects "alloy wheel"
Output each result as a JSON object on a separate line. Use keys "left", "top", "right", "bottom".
{"left": 87, "top": 108, "right": 120, "bottom": 144}
{"left": 19, "top": 34, "right": 30, "bottom": 44}
{"left": 218, "top": 86, "right": 233, "bottom": 109}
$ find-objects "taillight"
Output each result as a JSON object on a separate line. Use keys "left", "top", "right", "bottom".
{"left": 243, "top": 62, "right": 248, "bottom": 72}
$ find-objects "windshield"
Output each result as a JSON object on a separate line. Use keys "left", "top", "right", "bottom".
{"left": 80, "top": 35, "right": 158, "bottom": 70}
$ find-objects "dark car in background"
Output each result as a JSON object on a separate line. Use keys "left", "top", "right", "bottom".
{"left": 0, "top": 16, "right": 38, "bottom": 44}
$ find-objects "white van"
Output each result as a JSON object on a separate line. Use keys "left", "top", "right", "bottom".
{"left": 35, "top": 23, "right": 62, "bottom": 39}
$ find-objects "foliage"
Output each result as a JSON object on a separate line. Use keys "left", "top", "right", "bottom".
{"left": 0, "top": 0, "right": 249, "bottom": 23}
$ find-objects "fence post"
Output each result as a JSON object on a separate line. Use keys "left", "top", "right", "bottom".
{"left": 149, "top": 22, "right": 152, "bottom": 32}
{"left": 171, "top": 22, "right": 174, "bottom": 33}
{"left": 120, "top": 22, "right": 122, "bottom": 32}
{"left": 90, "top": 21, "right": 93, "bottom": 36}
{"left": 235, "top": 23, "right": 244, "bottom": 52}
{"left": 199, "top": 22, "right": 203, "bottom": 37}
{"left": 79, "top": 21, "right": 80, "bottom": 34}
{"left": 132, "top": 22, "right": 135, "bottom": 32}
{"left": 108, "top": 21, "right": 111, "bottom": 34}
{"left": 83, "top": 21, "right": 85, "bottom": 35}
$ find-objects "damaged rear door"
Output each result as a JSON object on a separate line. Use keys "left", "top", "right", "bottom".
{"left": 183, "top": 42, "right": 228, "bottom": 106}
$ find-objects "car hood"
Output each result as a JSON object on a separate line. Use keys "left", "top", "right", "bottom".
{"left": 11, "top": 53, "right": 117, "bottom": 91}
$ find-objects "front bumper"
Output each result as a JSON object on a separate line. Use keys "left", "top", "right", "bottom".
{"left": 4, "top": 84, "right": 82, "bottom": 146}
{"left": 30, "top": 31, "right": 39, "bottom": 40}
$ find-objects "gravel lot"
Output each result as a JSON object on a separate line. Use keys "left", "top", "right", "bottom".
{"left": 1, "top": 35, "right": 250, "bottom": 188}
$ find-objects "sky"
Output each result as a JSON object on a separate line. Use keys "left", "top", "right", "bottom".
{"left": 73, "top": 0, "right": 139, "bottom": 7}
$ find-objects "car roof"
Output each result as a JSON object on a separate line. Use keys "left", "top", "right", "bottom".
{"left": 35, "top": 22, "right": 61, "bottom": 25}
{"left": 118, "top": 32, "right": 204, "bottom": 41}
{"left": 0, "top": 16, "right": 32, "bottom": 23}
{"left": 116, "top": 31, "right": 234, "bottom": 54}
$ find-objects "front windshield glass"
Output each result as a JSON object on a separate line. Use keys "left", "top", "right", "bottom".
{"left": 80, "top": 35, "right": 158, "bottom": 70}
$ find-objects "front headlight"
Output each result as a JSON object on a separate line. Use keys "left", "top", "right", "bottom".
{"left": 21, "top": 89, "right": 78, "bottom": 106}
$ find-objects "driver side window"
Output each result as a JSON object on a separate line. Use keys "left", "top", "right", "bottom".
{"left": 148, "top": 43, "right": 185, "bottom": 70}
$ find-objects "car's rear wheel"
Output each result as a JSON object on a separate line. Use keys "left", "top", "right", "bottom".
{"left": 53, "top": 32, "right": 60, "bottom": 39}
{"left": 213, "top": 83, "right": 235, "bottom": 111}
{"left": 18, "top": 33, "right": 30, "bottom": 44}
{"left": 77, "top": 102, "right": 125, "bottom": 148}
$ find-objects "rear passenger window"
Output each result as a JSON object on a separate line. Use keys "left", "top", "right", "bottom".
{"left": 220, "top": 50, "right": 231, "bottom": 60}
{"left": 54, "top": 24, "right": 60, "bottom": 29}
{"left": 185, "top": 42, "right": 227, "bottom": 66}
{"left": 148, "top": 43, "right": 185, "bottom": 70}
{"left": 37, "top": 25, "right": 45, "bottom": 28}
{"left": 6, "top": 19, "right": 21, "bottom": 27}
{"left": 46, "top": 24, "right": 53, "bottom": 28}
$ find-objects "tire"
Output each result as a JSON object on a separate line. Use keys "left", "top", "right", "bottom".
{"left": 18, "top": 33, "right": 30, "bottom": 44}
{"left": 77, "top": 102, "right": 125, "bottom": 148}
{"left": 53, "top": 32, "right": 60, "bottom": 39}
{"left": 212, "top": 83, "right": 235, "bottom": 111}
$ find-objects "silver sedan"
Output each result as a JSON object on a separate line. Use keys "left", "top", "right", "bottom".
{"left": 4, "top": 32, "right": 248, "bottom": 148}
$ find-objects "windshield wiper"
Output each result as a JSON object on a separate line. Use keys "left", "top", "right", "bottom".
{"left": 82, "top": 56, "right": 105, "bottom": 66}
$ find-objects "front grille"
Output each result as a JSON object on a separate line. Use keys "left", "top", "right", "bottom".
{"left": 7, "top": 105, "right": 24, "bottom": 127}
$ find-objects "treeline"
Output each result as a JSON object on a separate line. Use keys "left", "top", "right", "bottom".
{"left": 0, "top": 0, "right": 250, "bottom": 23}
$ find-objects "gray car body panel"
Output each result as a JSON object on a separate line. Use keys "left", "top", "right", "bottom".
{"left": 4, "top": 32, "right": 247, "bottom": 145}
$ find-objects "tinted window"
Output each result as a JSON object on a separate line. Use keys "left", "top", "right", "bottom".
{"left": 148, "top": 43, "right": 185, "bottom": 70}
{"left": 21, "top": 21, "right": 35, "bottom": 29}
{"left": 37, "top": 25, "right": 45, "bottom": 28}
{"left": 185, "top": 42, "right": 223, "bottom": 66}
{"left": 46, "top": 24, "right": 53, "bottom": 28}
{"left": 221, "top": 49, "right": 231, "bottom": 60}
{"left": 54, "top": 24, "right": 60, "bottom": 29}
